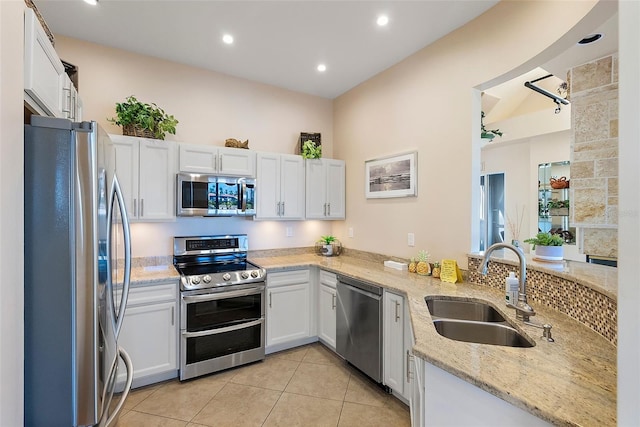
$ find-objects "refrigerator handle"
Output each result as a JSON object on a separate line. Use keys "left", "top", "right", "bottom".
{"left": 99, "top": 347, "right": 133, "bottom": 427}
{"left": 108, "top": 174, "right": 132, "bottom": 338}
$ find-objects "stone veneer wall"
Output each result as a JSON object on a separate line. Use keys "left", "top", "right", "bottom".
{"left": 569, "top": 54, "right": 618, "bottom": 258}
{"left": 467, "top": 257, "right": 617, "bottom": 346}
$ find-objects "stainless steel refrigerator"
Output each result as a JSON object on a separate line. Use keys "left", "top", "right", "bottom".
{"left": 24, "top": 116, "right": 133, "bottom": 426}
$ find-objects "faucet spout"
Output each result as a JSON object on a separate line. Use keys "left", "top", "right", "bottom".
{"left": 479, "top": 243, "right": 535, "bottom": 321}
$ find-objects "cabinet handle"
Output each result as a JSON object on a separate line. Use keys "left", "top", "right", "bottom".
{"left": 332, "top": 293, "right": 336, "bottom": 310}
{"left": 281, "top": 201, "right": 285, "bottom": 216}
{"left": 323, "top": 203, "right": 327, "bottom": 216}
{"left": 171, "top": 306, "right": 174, "bottom": 326}
{"left": 406, "top": 350, "right": 412, "bottom": 382}
{"left": 276, "top": 202, "right": 281, "bottom": 216}
{"left": 395, "top": 301, "right": 400, "bottom": 322}
{"left": 133, "top": 199, "right": 137, "bottom": 217}
{"left": 269, "top": 291, "right": 272, "bottom": 308}
{"left": 327, "top": 203, "right": 331, "bottom": 216}
{"left": 140, "top": 199, "right": 144, "bottom": 217}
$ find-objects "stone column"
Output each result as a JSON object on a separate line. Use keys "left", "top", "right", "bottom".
{"left": 569, "top": 54, "right": 618, "bottom": 258}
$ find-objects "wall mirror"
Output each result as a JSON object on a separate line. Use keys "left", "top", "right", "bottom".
{"left": 538, "top": 161, "right": 575, "bottom": 245}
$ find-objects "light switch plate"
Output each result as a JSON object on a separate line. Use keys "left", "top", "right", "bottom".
{"left": 408, "top": 233, "right": 415, "bottom": 247}
{"left": 286, "top": 227, "right": 293, "bottom": 237}
{"left": 348, "top": 227, "right": 354, "bottom": 238}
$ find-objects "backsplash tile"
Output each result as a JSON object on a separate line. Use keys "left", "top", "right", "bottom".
{"left": 467, "top": 257, "right": 617, "bottom": 345}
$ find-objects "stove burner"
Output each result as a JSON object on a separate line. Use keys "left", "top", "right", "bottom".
{"left": 173, "top": 235, "right": 266, "bottom": 291}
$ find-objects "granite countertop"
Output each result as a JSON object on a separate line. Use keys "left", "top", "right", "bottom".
{"left": 468, "top": 251, "right": 617, "bottom": 300}
{"left": 250, "top": 253, "right": 616, "bottom": 427}
{"left": 129, "top": 265, "right": 180, "bottom": 284}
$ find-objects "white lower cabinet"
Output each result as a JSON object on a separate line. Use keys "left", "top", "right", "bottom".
{"left": 117, "top": 281, "right": 178, "bottom": 390}
{"left": 383, "top": 290, "right": 410, "bottom": 401}
{"left": 317, "top": 270, "right": 337, "bottom": 350}
{"left": 266, "top": 269, "right": 316, "bottom": 353}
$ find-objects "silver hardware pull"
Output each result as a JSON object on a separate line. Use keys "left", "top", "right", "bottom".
{"left": 323, "top": 203, "right": 327, "bottom": 216}
{"left": 140, "top": 199, "right": 144, "bottom": 217}
{"left": 327, "top": 203, "right": 331, "bottom": 216}
{"left": 171, "top": 306, "right": 175, "bottom": 326}
{"left": 406, "top": 350, "right": 411, "bottom": 382}
{"left": 269, "top": 292, "right": 272, "bottom": 308}
{"left": 281, "top": 201, "right": 285, "bottom": 216}
{"left": 395, "top": 301, "right": 400, "bottom": 322}
{"left": 133, "top": 199, "right": 137, "bottom": 217}
{"left": 332, "top": 293, "right": 336, "bottom": 310}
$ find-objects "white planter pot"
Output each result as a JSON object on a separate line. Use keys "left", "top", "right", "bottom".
{"left": 534, "top": 245, "right": 563, "bottom": 262}
{"left": 322, "top": 244, "right": 333, "bottom": 256}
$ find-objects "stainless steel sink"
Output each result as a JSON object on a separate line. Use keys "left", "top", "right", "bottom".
{"left": 432, "top": 319, "right": 534, "bottom": 348}
{"left": 425, "top": 297, "right": 506, "bottom": 322}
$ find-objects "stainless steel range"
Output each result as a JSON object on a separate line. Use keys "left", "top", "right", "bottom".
{"left": 173, "top": 234, "right": 266, "bottom": 381}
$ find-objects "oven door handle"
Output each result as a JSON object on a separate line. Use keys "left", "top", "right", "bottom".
{"left": 182, "top": 318, "right": 264, "bottom": 338}
{"left": 182, "top": 287, "right": 264, "bottom": 303}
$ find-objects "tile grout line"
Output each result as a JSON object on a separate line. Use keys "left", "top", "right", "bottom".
{"left": 260, "top": 350, "right": 307, "bottom": 426}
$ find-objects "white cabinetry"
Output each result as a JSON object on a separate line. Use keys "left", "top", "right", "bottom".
{"left": 256, "top": 152, "right": 305, "bottom": 220}
{"left": 117, "top": 281, "right": 179, "bottom": 390}
{"left": 24, "top": 8, "right": 65, "bottom": 117}
{"left": 317, "top": 270, "right": 337, "bottom": 350}
{"left": 110, "top": 135, "right": 177, "bottom": 221}
{"left": 266, "top": 269, "right": 315, "bottom": 353}
{"left": 383, "top": 290, "right": 410, "bottom": 400}
{"left": 60, "top": 74, "right": 81, "bottom": 121}
{"left": 305, "top": 159, "right": 345, "bottom": 219}
{"left": 179, "top": 143, "right": 256, "bottom": 177}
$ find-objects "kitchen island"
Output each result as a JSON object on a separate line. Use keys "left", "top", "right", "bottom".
{"left": 249, "top": 251, "right": 616, "bottom": 426}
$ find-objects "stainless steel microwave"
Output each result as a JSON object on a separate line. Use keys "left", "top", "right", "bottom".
{"left": 177, "top": 173, "right": 256, "bottom": 216}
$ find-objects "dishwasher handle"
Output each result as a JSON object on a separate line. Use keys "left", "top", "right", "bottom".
{"left": 337, "top": 274, "right": 383, "bottom": 297}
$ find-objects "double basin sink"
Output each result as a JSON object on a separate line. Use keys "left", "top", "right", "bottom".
{"left": 425, "top": 297, "right": 534, "bottom": 348}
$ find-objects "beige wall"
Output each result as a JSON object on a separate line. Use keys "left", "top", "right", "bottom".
{"left": 333, "top": 0, "right": 607, "bottom": 266}
{"left": 0, "top": 1, "right": 24, "bottom": 424}
{"left": 54, "top": 36, "right": 335, "bottom": 256}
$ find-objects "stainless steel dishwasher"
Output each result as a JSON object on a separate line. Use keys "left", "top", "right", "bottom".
{"left": 336, "top": 274, "right": 383, "bottom": 383}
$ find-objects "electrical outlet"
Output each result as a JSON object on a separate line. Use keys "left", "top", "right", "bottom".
{"left": 348, "top": 227, "right": 354, "bottom": 238}
{"left": 286, "top": 227, "right": 293, "bottom": 237}
{"left": 408, "top": 233, "right": 415, "bottom": 247}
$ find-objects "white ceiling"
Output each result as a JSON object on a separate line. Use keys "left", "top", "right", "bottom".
{"left": 34, "top": 0, "right": 500, "bottom": 99}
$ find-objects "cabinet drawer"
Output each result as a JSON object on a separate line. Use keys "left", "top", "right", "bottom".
{"left": 267, "top": 269, "right": 310, "bottom": 287}
{"left": 319, "top": 270, "right": 337, "bottom": 288}
{"left": 128, "top": 282, "right": 178, "bottom": 306}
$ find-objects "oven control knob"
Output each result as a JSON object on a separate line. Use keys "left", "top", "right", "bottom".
{"left": 251, "top": 270, "right": 259, "bottom": 278}
{"left": 191, "top": 276, "right": 201, "bottom": 285}
{"left": 241, "top": 271, "right": 249, "bottom": 279}
{"left": 203, "top": 275, "right": 212, "bottom": 284}
{"left": 222, "top": 273, "right": 231, "bottom": 281}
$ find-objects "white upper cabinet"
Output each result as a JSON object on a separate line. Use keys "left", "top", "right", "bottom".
{"left": 255, "top": 152, "right": 305, "bottom": 220}
{"left": 179, "top": 143, "right": 255, "bottom": 177}
{"left": 60, "top": 74, "right": 80, "bottom": 121}
{"left": 305, "top": 158, "right": 345, "bottom": 220}
{"left": 110, "top": 134, "right": 177, "bottom": 221}
{"left": 24, "top": 8, "right": 65, "bottom": 118}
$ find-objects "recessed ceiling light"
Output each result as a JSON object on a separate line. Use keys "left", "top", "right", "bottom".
{"left": 83, "top": 0, "right": 98, "bottom": 5}
{"left": 222, "top": 34, "right": 234, "bottom": 45}
{"left": 376, "top": 15, "right": 389, "bottom": 26}
{"left": 578, "top": 33, "right": 603, "bottom": 45}
{"left": 317, "top": 64, "right": 327, "bottom": 72}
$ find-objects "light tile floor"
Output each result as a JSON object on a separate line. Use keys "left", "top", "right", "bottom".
{"left": 115, "top": 343, "right": 410, "bottom": 427}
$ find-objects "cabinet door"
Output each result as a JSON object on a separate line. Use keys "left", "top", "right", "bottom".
{"left": 24, "top": 8, "right": 65, "bottom": 117}
{"left": 218, "top": 147, "right": 256, "bottom": 177}
{"left": 280, "top": 154, "right": 305, "bottom": 219}
{"left": 255, "top": 152, "right": 281, "bottom": 219}
{"left": 383, "top": 291, "right": 405, "bottom": 395}
{"left": 402, "top": 300, "right": 413, "bottom": 401}
{"left": 117, "top": 300, "right": 178, "bottom": 387}
{"left": 318, "top": 284, "right": 337, "bottom": 349}
{"left": 179, "top": 143, "right": 217, "bottom": 173}
{"left": 305, "top": 159, "right": 327, "bottom": 219}
{"left": 60, "top": 74, "right": 77, "bottom": 121}
{"left": 266, "top": 283, "right": 310, "bottom": 347}
{"left": 110, "top": 135, "right": 140, "bottom": 219}
{"left": 326, "top": 159, "right": 345, "bottom": 219}
{"left": 138, "top": 139, "right": 177, "bottom": 220}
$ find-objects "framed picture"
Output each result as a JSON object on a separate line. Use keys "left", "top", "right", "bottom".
{"left": 365, "top": 151, "right": 417, "bottom": 199}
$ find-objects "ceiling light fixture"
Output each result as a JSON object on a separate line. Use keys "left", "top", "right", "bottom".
{"left": 578, "top": 33, "right": 603, "bottom": 45}
{"left": 222, "top": 34, "right": 234, "bottom": 45}
{"left": 83, "top": 0, "right": 98, "bottom": 5}
{"left": 317, "top": 64, "right": 327, "bottom": 72}
{"left": 376, "top": 15, "right": 389, "bottom": 26}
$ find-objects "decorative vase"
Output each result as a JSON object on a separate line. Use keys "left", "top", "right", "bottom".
{"left": 322, "top": 244, "right": 333, "bottom": 256}
{"left": 534, "top": 245, "right": 563, "bottom": 262}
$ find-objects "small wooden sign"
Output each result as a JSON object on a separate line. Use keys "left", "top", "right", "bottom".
{"left": 440, "top": 259, "right": 463, "bottom": 283}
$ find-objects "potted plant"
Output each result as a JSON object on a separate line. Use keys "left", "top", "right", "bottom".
{"left": 108, "top": 95, "right": 178, "bottom": 140}
{"left": 547, "top": 199, "right": 570, "bottom": 216}
{"left": 481, "top": 111, "right": 503, "bottom": 141}
{"left": 319, "top": 235, "right": 336, "bottom": 256}
{"left": 301, "top": 140, "right": 322, "bottom": 159}
{"left": 524, "top": 232, "right": 564, "bottom": 261}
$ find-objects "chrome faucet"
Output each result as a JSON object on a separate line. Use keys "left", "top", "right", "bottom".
{"left": 479, "top": 243, "right": 536, "bottom": 322}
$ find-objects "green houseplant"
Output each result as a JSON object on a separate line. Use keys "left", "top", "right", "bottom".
{"left": 301, "top": 140, "right": 322, "bottom": 159}
{"left": 318, "top": 235, "right": 336, "bottom": 256}
{"left": 524, "top": 232, "right": 564, "bottom": 261}
{"left": 481, "top": 111, "right": 503, "bottom": 141}
{"left": 108, "top": 95, "right": 178, "bottom": 140}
